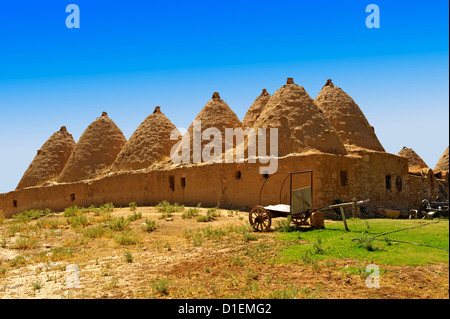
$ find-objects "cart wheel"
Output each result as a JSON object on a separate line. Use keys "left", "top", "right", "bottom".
{"left": 249, "top": 205, "right": 271, "bottom": 232}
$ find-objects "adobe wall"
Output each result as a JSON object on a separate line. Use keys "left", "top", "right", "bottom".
{"left": 0, "top": 152, "right": 413, "bottom": 219}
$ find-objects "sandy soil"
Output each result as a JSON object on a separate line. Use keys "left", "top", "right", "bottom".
{"left": 0, "top": 207, "right": 448, "bottom": 299}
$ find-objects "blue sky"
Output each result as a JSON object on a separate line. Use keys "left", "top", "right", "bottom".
{"left": 0, "top": 0, "right": 448, "bottom": 193}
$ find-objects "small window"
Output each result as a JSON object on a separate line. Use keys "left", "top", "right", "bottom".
{"left": 235, "top": 171, "right": 242, "bottom": 181}
{"left": 340, "top": 171, "right": 348, "bottom": 187}
{"left": 396, "top": 176, "right": 402, "bottom": 192}
{"left": 180, "top": 177, "right": 186, "bottom": 189}
{"left": 70, "top": 193, "right": 76, "bottom": 202}
{"left": 386, "top": 175, "right": 392, "bottom": 190}
{"left": 169, "top": 175, "right": 175, "bottom": 191}
{"left": 13, "top": 200, "right": 17, "bottom": 208}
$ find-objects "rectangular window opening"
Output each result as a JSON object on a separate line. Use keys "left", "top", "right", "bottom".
{"left": 181, "top": 177, "right": 186, "bottom": 189}
{"left": 169, "top": 175, "right": 175, "bottom": 191}
{"left": 386, "top": 175, "right": 392, "bottom": 190}
{"left": 340, "top": 171, "right": 348, "bottom": 187}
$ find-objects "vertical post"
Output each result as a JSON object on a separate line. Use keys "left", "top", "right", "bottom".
{"left": 289, "top": 173, "right": 293, "bottom": 214}
{"left": 310, "top": 171, "right": 313, "bottom": 208}
{"left": 351, "top": 197, "right": 356, "bottom": 218}
{"left": 339, "top": 206, "right": 349, "bottom": 231}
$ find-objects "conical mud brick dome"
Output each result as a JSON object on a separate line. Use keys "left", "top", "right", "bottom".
{"left": 242, "top": 89, "right": 271, "bottom": 128}
{"left": 111, "top": 107, "right": 180, "bottom": 171}
{"left": 174, "top": 92, "right": 244, "bottom": 163}
{"left": 398, "top": 146, "right": 429, "bottom": 169}
{"left": 252, "top": 78, "right": 347, "bottom": 157}
{"left": 314, "top": 79, "right": 385, "bottom": 152}
{"left": 57, "top": 112, "right": 127, "bottom": 183}
{"left": 434, "top": 146, "right": 449, "bottom": 172}
{"left": 16, "top": 126, "right": 76, "bottom": 190}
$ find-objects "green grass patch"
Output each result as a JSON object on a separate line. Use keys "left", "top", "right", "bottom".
{"left": 275, "top": 218, "right": 449, "bottom": 266}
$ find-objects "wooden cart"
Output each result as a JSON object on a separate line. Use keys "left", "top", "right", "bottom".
{"left": 249, "top": 170, "right": 369, "bottom": 232}
{"left": 249, "top": 170, "right": 314, "bottom": 232}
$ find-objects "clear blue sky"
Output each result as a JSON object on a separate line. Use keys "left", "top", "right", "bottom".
{"left": 0, "top": 0, "right": 448, "bottom": 193}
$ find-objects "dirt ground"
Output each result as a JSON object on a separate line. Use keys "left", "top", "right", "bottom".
{"left": 0, "top": 207, "right": 448, "bottom": 299}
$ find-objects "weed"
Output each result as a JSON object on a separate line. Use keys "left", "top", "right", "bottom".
{"left": 12, "top": 237, "right": 37, "bottom": 249}
{"left": 9, "top": 255, "right": 26, "bottom": 267}
{"left": 127, "top": 211, "right": 142, "bottom": 223}
{"left": 68, "top": 215, "right": 90, "bottom": 228}
{"left": 151, "top": 277, "right": 170, "bottom": 295}
{"left": 206, "top": 208, "right": 220, "bottom": 218}
{"left": 36, "top": 218, "right": 62, "bottom": 229}
{"left": 129, "top": 202, "right": 137, "bottom": 211}
{"left": 182, "top": 207, "right": 199, "bottom": 219}
{"left": 229, "top": 255, "right": 245, "bottom": 267}
{"left": 124, "top": 251, "right": 134, "bottom": 263}
{"left": 274, "top": 216, "right": 299, "bottom": 232}
{"left": 312, "top": 236, "right": 325, "bottom": 255}
{"left": 114, "top": 231, "right": 138, "bottom": 246}
{"left": 142, "top": 218, "right": 157, "bottom": 232}
{"left": 354, "top": 234, "right": 382, "bottom": 252}
{"left": 108, "top": 216, "right": 130, "bottom": 231}
{"left": 50, "top": 247, "right": 74, "bottom": 261}
{"left": 83, "top": 225, "right": 111, "bottom": 238}
{"left": 192, "top": 232, "right": 204, "bottom": 247}
{"left": 32, "top": 280, "right": 44, "bottom": 291}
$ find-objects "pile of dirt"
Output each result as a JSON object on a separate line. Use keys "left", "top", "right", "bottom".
{"left": 251, "top": 78, "right": 347, "bottom": 157}
{"left": 57, "top": 112, "right": 127, "bottom": 183}
{"left": 173, "top": 92, "right": 244, "bottom": 162}
{"left": 398, "top": 146, "right": 429, "bottom": 170}
{"left": 434, "top": 146, "right": 449, "bottom": 172}
{"left": 111, "top": 107, "right": 180, "bottom": 172}
{"left": 16, "top": 126, "right": 76, "bottom": 190}
{"left": 314, "top": 79, "right": 385, "bottom": 153}
{"left": 242, "top": 89, "right": 271, "bottom": 128}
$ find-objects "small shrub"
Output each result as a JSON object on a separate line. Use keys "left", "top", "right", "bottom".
{"left": 64, "top": 206, "right": 85, "bottom": 218}
{"left": 108, "top": 216, "right": 130, "bottom": 231}
{"left": 50, "top": 247, "right": 74, "bottom": 261}
{"left": 355, "top": 234, "right": 381, "bottom": 252}
{"left": 129, "top": 202, "right": 137, "bottom": 211}
{"left": 274, "top": 216, "right": 299, "bottom": 232}
{"left": 124, "top": 251, "right": 134, "bottom": 263}
{"left": 196, "top": 215, "right": 212, "bottom": 223}
{"left": 114, "top": 231, "right": 138, "bottom": 246}
{"left": 13, "top": 238, "right": 37, "bottom": 249}
{"left": 32, "top": 280, "right": 44, "bottom": 291}
{"left": 151, "top": 277, "right": 170, "bottom": 295}
{"left": 9, "top": 255, "right": 26, "bottom": 267}
{"left": 68, "top": 215, "right": 90, "bottom": 228}
{"left": 242, "top": 230, "right": 259, "bottom": 242}
{"left": 312, "top": 236, "right": 325, "bottom": 255}
{"left": 182, "top": 207, "right": 200, "bottom": 219}
{"left": 36, "top": 218, "right": 62, "bottom": 229}
{"left": 127, "top": 211, "right": 142, "bottom": 223}
{"left": 206, "top": 207, "right": 220, "bottom": 218}
{"left": 192, "top": 232, "right": 204, "bottom": 247}
{"left": 83, "top": 225, "right": 111, "bottom": 238}
{"left": 142, "top": 218, "right": 157, "bottom": 232}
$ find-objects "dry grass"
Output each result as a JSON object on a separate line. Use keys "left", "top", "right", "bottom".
{"left": 0, "top": 205, "right": 447, "bottom": 299}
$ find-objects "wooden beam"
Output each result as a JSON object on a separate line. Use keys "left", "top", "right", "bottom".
{"left": 339, "top": 207, "right": 350, "bottom": 231}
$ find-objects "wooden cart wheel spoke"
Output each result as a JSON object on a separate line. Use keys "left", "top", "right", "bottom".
{"left": 249, "top": 206, "right": 271, "bottom": 232}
